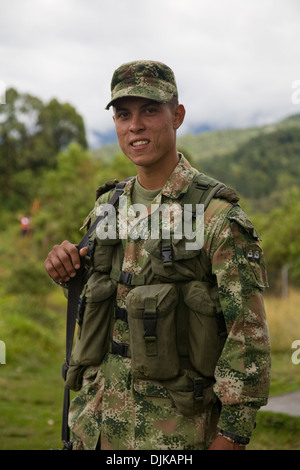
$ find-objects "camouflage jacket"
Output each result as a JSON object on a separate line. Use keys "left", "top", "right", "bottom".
{"left": 68, "top": 155, "right": 271, "bottom": 450}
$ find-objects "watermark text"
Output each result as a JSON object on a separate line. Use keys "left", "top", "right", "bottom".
{"left": 0, "top": 340, "right": 6, "bottom": 364}
{"left": 291, "top": 340, "right": 300, "bottom": 365}
{"left": 96, "top": 199, "right": 204, "bottom": 250}
{"left": 291, "top": 80, "right": 300, "bottom": 105}
{"left": 0, "top": 81, "right": 6, "bottom": 104}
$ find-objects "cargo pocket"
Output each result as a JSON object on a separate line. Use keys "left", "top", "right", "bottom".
{"left": 182, "top": 280, "right": 224, "bottom": 378}
{"left": 65, "top": 272, "right": 117, "bottom": 391}
{"left": 126, "top": 283, "right": 180, "bottom": 380}
{"left": 90, "top": 232, "right": 122, "bottom": 273}
{"left": 163, "top": 369, "right": 217, "bottom": 416}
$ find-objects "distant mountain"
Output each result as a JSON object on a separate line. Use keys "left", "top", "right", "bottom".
{"left": 191, "top": 114, "right": 300, "bottom": 210}
{"left": 177, "top": 113, "right": 300, "bottom": 164}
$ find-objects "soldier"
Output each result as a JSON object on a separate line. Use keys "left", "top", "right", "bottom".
{"left": 44, "top": 60, "right": 271, "bottom": 450}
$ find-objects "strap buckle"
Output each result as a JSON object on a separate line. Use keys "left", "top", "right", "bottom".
{"left": 143, "top": 313, "right": 157, "bottom": 339}
{"left": 161, "top": 246, "right": 172, "bottom": 263}
{"left": 119, "top": 270, "right": 133, "bottom": 285}
{"left": 114, "top": 306, "right": 128, "bottom": 322}
{"left": 111, "top": 341, "right": 129, "bottom": 357}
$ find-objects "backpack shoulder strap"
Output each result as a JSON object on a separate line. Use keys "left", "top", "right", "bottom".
{"left": 182, "top": 173, "right": 239, "bottom": 210}
{"left": 78, "top": 177, "right": 133, "bottom": 251}
{"left": 95, "top": 179, "right": 120, "bottom": 201}
{"left": 61, "top": 176, "right": 133, "bottom": 449}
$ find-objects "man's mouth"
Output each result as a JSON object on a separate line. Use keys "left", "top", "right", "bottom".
{"left": 131, "top": 140, "right": 150, "bottom": 147}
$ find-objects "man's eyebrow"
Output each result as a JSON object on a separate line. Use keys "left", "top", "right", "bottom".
{"left": 114, "top": 100, "right": 161, "bottom": 112}
{"left": 114, "top": 104, "right": 128, "bottom": 112}
{"left": 141, "top": 100, "right": 161, "bottom": 108}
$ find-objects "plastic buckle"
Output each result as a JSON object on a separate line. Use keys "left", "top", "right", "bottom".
{"left": 161, "top": 246, "right": 172, "bottom": 263}
{"left": 111, "top": 341, "right": 129, "bottom": 357}
{"left": 114, "top": 306, "right": 128, "bottom": 322}
{"left": 119, "top": 271, "right": 133, "bottom": 285}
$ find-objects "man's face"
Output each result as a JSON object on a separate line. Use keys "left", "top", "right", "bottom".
{"left": 113, "top": 97, "right": 184, "bottom": 170}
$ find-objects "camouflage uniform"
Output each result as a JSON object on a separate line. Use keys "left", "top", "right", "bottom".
{"left": 68, "top": 155, "right": 271, "bottom": 450}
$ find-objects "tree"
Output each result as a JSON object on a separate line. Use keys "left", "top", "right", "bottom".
{"left": 0, "top": 88, "right": 88, "bottom": 210}
{"left": 33, "top": 143, "right": 102, "bottom": 252}
{"left": 36, "top": 98, "right": 87, "bottom": 157}
{"left": 252, "top": 187, "right": 300, "bottom": 285}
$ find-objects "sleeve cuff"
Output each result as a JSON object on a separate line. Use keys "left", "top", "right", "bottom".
{"left": 218, "top": 404, "right": 259, "bottom": 439}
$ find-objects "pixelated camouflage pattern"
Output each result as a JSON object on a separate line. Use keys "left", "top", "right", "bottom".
{"left": 105, "top": 60, "right": 178, "bottom": 109}
{"left": 68, "top": 155, "right": 271, "bottom": 450}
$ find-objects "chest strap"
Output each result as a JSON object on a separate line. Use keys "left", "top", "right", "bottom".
{"left": 110, "top": 267, "right": 145, "bottom": 286}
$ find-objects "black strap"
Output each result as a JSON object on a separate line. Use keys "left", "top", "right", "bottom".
{"left": 61, "top": 177, "right": 132, "bottom": 448}
{"left": 115, "top": 306, "right": 128, "bottom": 322}
{"left": 111, "top": 340, "right": 130, "bottom": 357}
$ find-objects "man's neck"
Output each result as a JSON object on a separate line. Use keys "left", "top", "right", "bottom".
{"left": 136, "top": 153, "right": 180, "bottom": 190}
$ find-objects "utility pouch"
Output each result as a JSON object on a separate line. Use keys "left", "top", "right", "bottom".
{"left": 126, "top": 283, "right": 180, "bottom": 380}
{"left": 87, "top": 228, "right": 122, "bottom": 273}
{"left": 144, "top": 237, "right": 202, "bottom": 283}
{"left": 65, "top": 272, "right": 117, "bottom": 391}
{"left": 182, "top": 280, "right": 226, "bottom": 377}
{"left": 163, "top": 370, "right": 217, "bottom": 417}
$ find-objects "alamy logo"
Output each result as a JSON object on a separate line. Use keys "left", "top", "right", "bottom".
{"left": 291, "top": 340, "right": 300, "bottom": 365}
{"left": 0, "top": 81, "right": 6, "bottom": 104}
{"left": 0, "top": 340, "right": 6, "bottom": 364}
{"left": 291, "top": 80, "right": 300, "bottom": 105}
{"left": 95, "top": 198, "right": 204, "bottom": 250}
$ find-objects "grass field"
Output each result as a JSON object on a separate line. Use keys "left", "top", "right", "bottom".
{"left": 0, "top": 238, "right": 300, "bottom": 450}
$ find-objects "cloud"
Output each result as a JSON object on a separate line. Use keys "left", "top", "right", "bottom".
{"left": 1, "top": 0, "right": 300, "bottom": 146}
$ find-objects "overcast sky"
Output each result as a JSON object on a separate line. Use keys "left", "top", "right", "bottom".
{"left": 1, "top": 0, "right": 300, "bottom": 147}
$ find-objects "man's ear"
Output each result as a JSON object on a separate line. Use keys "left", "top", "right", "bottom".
{"left": 173, "top": 104, "right": 185, "bottom": 130}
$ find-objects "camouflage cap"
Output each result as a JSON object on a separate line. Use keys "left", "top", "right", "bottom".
{"left": 105, "top": 60, "right": 178, "bottom": 110}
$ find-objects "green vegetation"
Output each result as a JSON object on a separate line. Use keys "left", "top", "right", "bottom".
{"left": 0, "top": 88, "right": 87, "bottom": 212}
{"left": 0, "top": 88, "right": 300, "bottom": 449}
{"left": 248, "top": 412, "right": 300, "bottom": 450}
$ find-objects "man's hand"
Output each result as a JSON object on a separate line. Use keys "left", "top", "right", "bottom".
{"left": 44, "top": 240, "right": 88, "bottom": 283}
{"left": 208, "top": 435, "right": 246, "bottom": 450}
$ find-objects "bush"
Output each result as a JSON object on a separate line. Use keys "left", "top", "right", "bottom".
{"left": 5, "top": 257, "right": 53, "bottom": 297}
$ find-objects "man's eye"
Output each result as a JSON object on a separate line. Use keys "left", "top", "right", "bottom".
{"left": 117, "top": 112, "right": 129, "bottom": 119}
{"left": 145, "top": 107, "right": 157, "bottom": 114}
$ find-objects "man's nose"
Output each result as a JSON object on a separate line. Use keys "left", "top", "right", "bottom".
{"left": 129, "top": 113, "right": 145, "bottom": 132}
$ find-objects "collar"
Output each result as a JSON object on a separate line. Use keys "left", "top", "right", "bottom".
{"left": 122, "top": 154, "right": 199, "bottom": 200}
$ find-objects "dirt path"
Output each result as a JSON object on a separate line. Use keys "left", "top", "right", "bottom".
{"left": 261, "top": 390, "right": 300, "bottom": 416}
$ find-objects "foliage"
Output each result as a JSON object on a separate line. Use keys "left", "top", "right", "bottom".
{"left": 252, "top": 188, "right": 300, "bottom": 285}
{"left": 96, "top": 151, "right": 137, "bottom": 183}
{"left": 263, "top": 289, "right": 300, "bottom": 356}
{"left": 199, "top": 126, "right": 300, "bottom": 200}
{"left": 32, "top": 143, "right": 102, "bottom": 251}
{"left": 0, "top": 88, "right": 87, "bottom": 211}
{"left": 248, "top": 412, "right": 300, "bottom": 450}
{"left": 5, "top": 257, "right": 53, "bottom": 297}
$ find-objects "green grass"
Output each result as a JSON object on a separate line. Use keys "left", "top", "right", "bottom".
{"left": 248, "top": 412, "right": 300, "bottom": 450}
{"left": 0, "top": 288, "right": 67, "bottom": 450}
{"left": 0, "top": 364, "right": 64, "bottom": 450}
